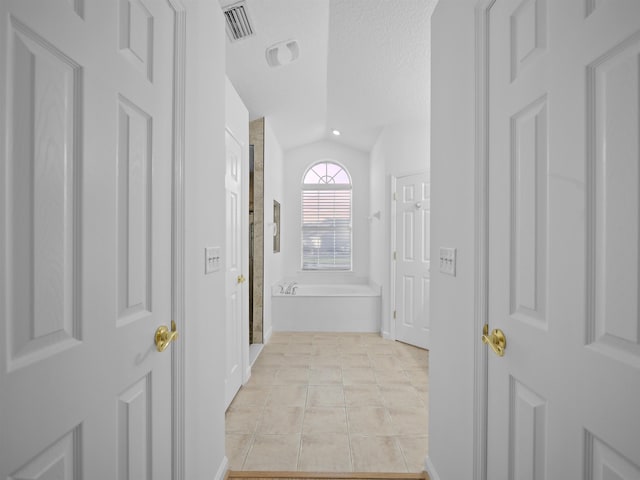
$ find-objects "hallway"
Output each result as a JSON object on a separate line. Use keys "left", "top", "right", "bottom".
{"left": 226, "top": 332, "right": 429, "bottom": 472}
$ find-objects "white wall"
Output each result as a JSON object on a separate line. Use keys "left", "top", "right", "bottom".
{"left": 282, "top": 140, "right": 370, "bottom": 284}
{"left": 427, "top": 1, "right": 477, "bottom": 479}
{"left": 369, "top": 120, "right": 429, "bottom": 338}
{"left": 183, "top": 1, "right": 228, "bottom": 478}
{"left": 262, "top": 118, "right": 284, "bottom": 343}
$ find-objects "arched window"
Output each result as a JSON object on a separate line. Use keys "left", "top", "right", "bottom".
{"left": 301, "top": 161, "right": 352, "bottom": 270}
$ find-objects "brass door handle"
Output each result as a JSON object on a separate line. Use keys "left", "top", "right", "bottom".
{"left": 155, "top": 320, "right": 179, "bottom": 352}
{"left": 237, "top": 274, "right": 246, "bottom": 284}
{"left": 482, "top": 324, "right": 506, "bottom": 357}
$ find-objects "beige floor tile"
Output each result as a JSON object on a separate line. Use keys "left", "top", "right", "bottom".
{"left": 311, "top": 343, "right": 342, "bottom": 355}
{"left": 258, "top": 406, "right": 304, "bottom": 434}
{"left": 404, "top": 368, "right": 429, "bottom": 385}
{"left": 379, "top": 384, "right": 424, "bottom": 408}
{"left": 283, "top": 343, "right": 314, "bottom": 354}
{"left": 387, "top": 406, "right": 429, "bottom": 435}
{"left": 274, "top": 366, "right": 309, "bottom": 384}
{"left": 226, "top": 433, "right": 253, "bottom": 470}
{"left": 303, "top": 407, "right": 348, "bottom": 434}
{"left": 370, "top": 354, "right": 404, "bottom": 371}
{"left": 350, "top": 435, "right": 407, "bottom": 472}
{"left": 263, "top": 343, "right": 290, "bottom": 354}
{"left": 298, "top": 433, "right": 352, "bottom": 472}
{"left": 266, "top": 385, "right": 308, "bottom": 407}
{"left": 344, "top": 384, "right": 384, "bottom": 406}
{"left": 340, "top": 354, "right": 371, "bottom": 367}
{"left": 282, "top": 354, "right": 312, "bottom": 367}
{"left": 360, "top": 334, "right": 389, "bottom": 345}
{"left": 374, "top": 370, "right": 411, "bottom": 386}
{"left": 309, "top": 366, "right": 342, "bottom": 384}
{"left": 307, "top": 385, "right": 345, "bottom": 407}
{"left": 367, "top": 344, "right": 397, "bottom": 355}
{"left": 230, "top": 386, "right": 271, "bottom": 408}
{"left": 245, "top": 368, "right": 278, "bottom": 386}
{"left": 396, "top": 436, "right": 429, "bottom": 472}
{"left": 342, "top": 367, "right": 376, "bottom": 385}
{"left": 312, "top": 334, "right": 342, "bottom": 344}
{"left": 226, "top": 406, "right": 263, "bottom": 434}
{"left": 347, "top": 406, "right": 394, "bottom": 435}
{"left": 243, "top": 434, "right": 301, "bottom": 471}
{"left": 339, "top": 344, "right": 370, "bottom": 355}
{"left": 255, "top": 353, "right": 286, "bottom": 367}
{"left": 226, "top": 332, "right": 431, "bottom": 473}
{"left": 310, "top": 353, "right": 342, "bottom": 366}
{"left": 339, "top": 334, "right": 364, "bottom": 345}
{"left": 268, "top": 336, "right": 293, "bottom": 345}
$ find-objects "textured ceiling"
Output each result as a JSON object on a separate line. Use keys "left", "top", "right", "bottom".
{"left": 223, "top": 0, "right": 437, "bottom": 152}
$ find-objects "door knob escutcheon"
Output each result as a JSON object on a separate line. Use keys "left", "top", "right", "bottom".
{"left": 155, "top": 321, "right": 178, "bottom": 352}
{"left": 482, "top": 324, "right": 506, "bottom": 357}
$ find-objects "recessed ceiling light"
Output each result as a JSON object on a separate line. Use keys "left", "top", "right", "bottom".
{"left": 332, "top": 129, "right": 341, "bottom": 136}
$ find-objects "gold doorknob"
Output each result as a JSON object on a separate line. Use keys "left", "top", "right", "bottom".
{"left": 237, "top": 274, "right": 246, "bottom": 284}
{"left": 482, "top": 324, "right": 506, "bottom": 357}
{"left": 155, "top": 320, "right": 178, "bottom": 352}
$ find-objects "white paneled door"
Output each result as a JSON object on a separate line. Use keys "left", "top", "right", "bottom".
{"left": 225, "top": 129, "right": 244, "bottom": 409}
{"left": 486, "top": 0, "right": 640, "bottom": 477}
{"left": 0, "top": 1, "right": 177, "bottom": 478}
{"left": 394, "top": 173, "right": 430, "bottom": 350}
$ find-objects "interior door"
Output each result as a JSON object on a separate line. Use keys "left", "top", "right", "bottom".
{"left": 486, "top": 0, "right": 640, "bottom": 477}
{"left": 225, "top": 128, "right": 244, "bottom": 409}
{"left": 0, "top": 1, "right": 176, "bottom": 478}
{"left": 395, "top": 172, "right": 430, "bottom": 350}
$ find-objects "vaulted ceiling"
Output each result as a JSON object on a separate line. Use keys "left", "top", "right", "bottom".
{"left": 222, "top": 0, "right": 437, "bottom": 152}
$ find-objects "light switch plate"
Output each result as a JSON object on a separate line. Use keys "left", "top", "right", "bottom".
{"left": 439, "top": 247, "right": 456, "bottom": 276}
{"left": 205, "top": 247, "right": 221, "bottom": 274}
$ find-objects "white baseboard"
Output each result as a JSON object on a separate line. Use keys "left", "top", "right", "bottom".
{"left": 382, "top": 330, "right": 391, "bottom": 340}
{"left": 425, "top": 456, "right": 441, "bottom": 480}
{"left": 264, "top": 325, "right": 273, "bottom": 344}
{"left": 214, "top": 455, "right": 229, "bottom": 480}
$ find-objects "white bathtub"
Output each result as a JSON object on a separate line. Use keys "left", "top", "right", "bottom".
{"left": 272, "top": 283, "right": 381, "bottom": 332}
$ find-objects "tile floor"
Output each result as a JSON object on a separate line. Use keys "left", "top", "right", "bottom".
{"left": 225, "top": 332, "right": 429, "bottom": 472}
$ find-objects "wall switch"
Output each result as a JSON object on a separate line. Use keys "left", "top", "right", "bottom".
{"left": 439, "top": 247, "right": 456, "bottom": 276}
{"left": 205, "top": 247, "right": 221, "bottom": 274}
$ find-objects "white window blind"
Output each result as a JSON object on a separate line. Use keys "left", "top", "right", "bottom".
{"left": 301, "top": 162, "right": 352, "bottom": 271}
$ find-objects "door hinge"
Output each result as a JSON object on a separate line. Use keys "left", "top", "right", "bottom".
{"left": 393, "top": 310, "right": 397, "bottom": 319}
{"left": 393, "top": 192, "right": 397, "bottom": 201}
{"left": 393, "top": 251, "right": 397, "bottom": 260}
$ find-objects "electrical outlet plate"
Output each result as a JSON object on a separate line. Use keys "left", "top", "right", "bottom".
{"left": 205, "top": 247, "right": 221, "bottom": 274}
{"left": 439, "top": 247, "right": 456, "bottom": 276}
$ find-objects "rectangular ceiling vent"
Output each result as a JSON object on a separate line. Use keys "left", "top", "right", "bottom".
{"left": 223, "top": 2, "right": 254, "bottom": 41}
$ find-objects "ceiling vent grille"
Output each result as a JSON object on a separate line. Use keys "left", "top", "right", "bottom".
{"left": 223, "top": 2, "right": 254, "bottom": 41}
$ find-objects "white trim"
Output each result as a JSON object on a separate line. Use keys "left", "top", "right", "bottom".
{"left": 473, "top": 2, "right": 496, "bottom": 480}
{"left": 425, "top": 456, "right": 442, "bottom": 480}
{"left": 264, "top": 325, "right": 273, "bottom": 344}
{"left": 214, "top": 456, "right": 229, "bottom": 480}
{"left": 389, "top": 175, "right": 397, "bottom": 341}
{"left": 167, "top": 2, "right": 187, "bottom": 479}
{"left": 302, "top": 160, "right": 353, "bottom": 185}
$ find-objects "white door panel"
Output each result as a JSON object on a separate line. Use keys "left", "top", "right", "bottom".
{"left": 486, "top": 0, "right": 640, "bottom": 477}
{"left": 395, "top": 172, "right": 430, "bottom": 350}
{"left": 225, "top": 129, "right": 244, "bottom": 409}
{"left": 0, "top": 1, "right": 176, "bottom": 477}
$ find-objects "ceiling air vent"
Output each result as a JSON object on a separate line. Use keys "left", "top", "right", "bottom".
{"left": 223, "top": 2, "right": 254, "bottom": 42}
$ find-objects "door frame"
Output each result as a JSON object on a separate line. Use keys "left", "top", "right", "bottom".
{"left": 389, "top": 170, "right": 428, "bottom": 342}
{"left": 473, "top": 2, "right": 497, "bottom": 480}
{"left": 167, "top": 1, "right": 187, "bottom": 479}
